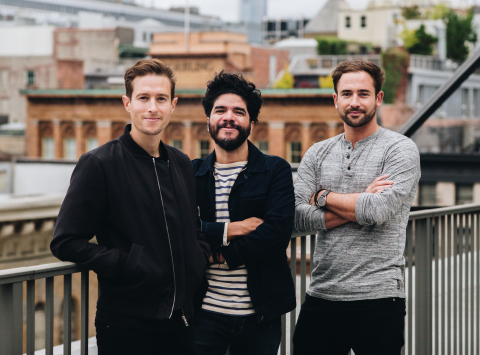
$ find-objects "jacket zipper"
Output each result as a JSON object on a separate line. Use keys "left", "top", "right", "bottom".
{"left": 152, "top": 158, "right": 177, "bottom": 320}
{"left": 181, "top": 308, "right": 189, "bottom": 326}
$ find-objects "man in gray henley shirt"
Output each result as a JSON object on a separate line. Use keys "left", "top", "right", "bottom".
{"left": 293, "top": 60, "right": 420, "bottom": 355}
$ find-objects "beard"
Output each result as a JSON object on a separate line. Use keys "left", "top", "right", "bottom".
{"left": 209, "top": 120, "right": 251, "bottom": 152}
{"left": 338, "top": 106, "right": 377, "bottom": 128}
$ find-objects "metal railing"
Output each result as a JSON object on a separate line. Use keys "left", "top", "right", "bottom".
{"left": 1, "top": 203, "right": 480, "bottom": 355}
{"left": 409, "top": 54, "right": 448, "bottom": 72}
{"left": 0, "top": 262, "right": 88, "bottom": 355}
{"left": 405, "top": 203, "right": 480, "bottom": 355}
{"left": 289, "top": 54, "right": 382, "bottom": 75}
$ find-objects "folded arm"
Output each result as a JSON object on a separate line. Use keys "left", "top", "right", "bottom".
{"left": 222, "top": 160, "right": 296, "bottom": 268}
{"left": 321, "top": 140, "right": 420, "bottom": 226}
{"left": 294, "top": 147, "right": 349, "bottom": 232}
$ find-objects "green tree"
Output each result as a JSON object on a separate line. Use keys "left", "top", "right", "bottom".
{"left": 381, "top": 49, "right": 410, "bottom": 104}
{"left": 273, "top": 67, "right": 294, "bottom": 89}
{"left": 408, "top": 24, "right": 438, "bottom": 55}
{"left": 398, "top": 27, "right": 417, "bottom": 49}
{"left": 402, "top": 5, "right": 421, "bottom": 19}
{"left": 429, "top": 2, "right": 450, "bottom": 20}
{"left": 445, "top": 9, "right": 477, "bottom": 61}
{"left": 316, "top": 37, "right": 347, "bottom": 55}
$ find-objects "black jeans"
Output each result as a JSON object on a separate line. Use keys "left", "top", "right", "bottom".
{"left": 194, "top": 310, "right": 282, "bottom": 355}
{"left": 95, "top": 310, "right": 195, "bottom": 355}
{"left": 293, "top": 294, "right": 405, "bottom": 355}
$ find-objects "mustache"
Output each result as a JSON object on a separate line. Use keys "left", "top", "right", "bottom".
{"left": 345, "top": 108, "right": 366, "bottom": 114}
{"left": 217, "top": 121, "right": 242, "bottom": 130}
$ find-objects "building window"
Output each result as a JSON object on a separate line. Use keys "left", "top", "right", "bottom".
{"left": 143, "top": 32, "right": 147, "bottom": 41}
{"left": 345, "top": 16, "right": 351, "bottom": 28}
{"left": 86, "top": 137, "right": 98, "bottom": 152}
{"left": 199, "top": 140, "right": 210, "bottom": 158}
{"left": 41, "top": 137, "right": 54, "bottom": 159}
{"left": 361, "top": 16, "right": 367, "bottom": 28}
{"left": 171, "top": 139, "right": 182, "bottom": 151}
{"left": 456, "top": 184, "right": 473, "bottom": 205}
{"left": 288, "top": 141, "right": 302, "bottom": 164}
{"left": 64, "top": 138, "right": 76, "bottom": 160}
{"left": 257, "top": 141, "right": 268, "bottom": 154}
{"left": 418, "top": 183, "right": 436, "bottom": 206}
{"left": 27, "top": 70, "right": 35, "bottom": 85}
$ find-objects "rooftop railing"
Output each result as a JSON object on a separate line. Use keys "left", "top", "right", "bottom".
{"left": 1, "top": 203, "right": 480, "bottom": 355}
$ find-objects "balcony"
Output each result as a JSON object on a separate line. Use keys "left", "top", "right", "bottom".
{"left": 0, "top": 203, "right": 479, "bottom": 355}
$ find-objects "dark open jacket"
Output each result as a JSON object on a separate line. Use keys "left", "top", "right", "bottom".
{"left": 192, "top": 141, "right": 296, "bottom": 322}
{"left": 51, "top": 124, "right": 209, "bottom": 321}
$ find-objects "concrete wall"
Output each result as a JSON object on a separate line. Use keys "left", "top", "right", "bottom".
{"left": 54, "top": 28, "right": 122, "bottom": 73}
{"left": 0, "top": 56, "right": 56, "bottom": 124}
{"left": 0, "top": 26, "right": 55, "bottom": 57}
{"left": 13, "top": 162, "right": 76, "bottom": 196}
{"left": 250, "top": 46, "right": 290, "bottom": 88}
{"left": 337, "top": 7, "right": 401, "bottom": 49}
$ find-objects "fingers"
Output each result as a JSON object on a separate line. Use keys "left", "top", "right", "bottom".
{"left": 209, "top": 253, "right": 225, "bottom": 264}
{"left": 372, "top": 180, "right": 394, "bottom": 187}
{"left": 373, "top": 174, "right": 389, "bottom": 182}
{"left": 372, "top": 186, "right": 392, "bottom": 194}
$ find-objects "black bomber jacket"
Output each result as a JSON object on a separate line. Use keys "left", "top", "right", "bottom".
{"left": 51, "top": 124, "right": 210, "bottom": 321}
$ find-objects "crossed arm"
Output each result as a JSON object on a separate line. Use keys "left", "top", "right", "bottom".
{"left": 295, "top": 141, "right": 420, "bottom": 232}
{"left": 309, "top": 175, "right": 393, "bottom": 229}
{"left": 209, "top": 217, "right": 263, "bottom": 263}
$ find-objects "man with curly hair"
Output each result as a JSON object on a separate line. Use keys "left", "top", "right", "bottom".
{"left": 192, "top": 71, "right": 296, "bottom": 355}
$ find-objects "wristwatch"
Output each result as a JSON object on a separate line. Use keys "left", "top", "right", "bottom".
{"left": 314, "top": 190, "right": 331, "bottom": 209}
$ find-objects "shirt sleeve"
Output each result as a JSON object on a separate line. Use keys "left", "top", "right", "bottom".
{"left": 355, "top": 138, "right": 421, "bottom": 226}
{"left": 223, "top": 223, "right": 230, "bottom": 246}
{"left": 294, "top": 146, "right": 327, "bottom": 232}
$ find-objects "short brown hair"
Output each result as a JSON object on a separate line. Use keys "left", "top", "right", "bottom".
{"left": 124, "top": 59, "right": 176, "bottom": 99}
{"left": 331, "top": 60, "right": 385, "bottom": 95}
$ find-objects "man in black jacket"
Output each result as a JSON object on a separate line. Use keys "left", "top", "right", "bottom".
{"left": 193, "top": 72, "right": 296, "bottom": 355}
{"left": 50, "top": 59, "right": 210, "bottom": 355}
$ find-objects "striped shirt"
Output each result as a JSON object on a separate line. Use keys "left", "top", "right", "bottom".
{"left": 201, "top": 161, "right": 255, "bottom": 315}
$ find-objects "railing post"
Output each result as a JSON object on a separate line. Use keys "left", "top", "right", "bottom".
{"left": 415, "top": 218, "right": 433, "bottom": 355}
{"left": 0, "top": 282, "right": 24, "bottom": 355}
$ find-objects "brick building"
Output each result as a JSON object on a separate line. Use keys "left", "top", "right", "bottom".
{"left": 22, "top": 88, "right": 343, "bottom": 163}
{"left": 149, "top": 32, "right": 290, "bottom": 89}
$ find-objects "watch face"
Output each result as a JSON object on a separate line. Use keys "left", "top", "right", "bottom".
{"left": 318, "top": 197, "right": 326, "bottom": 207}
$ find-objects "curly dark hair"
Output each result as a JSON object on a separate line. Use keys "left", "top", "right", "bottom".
{"left": 202, "top": 71, "right": 263, "bottom": 123}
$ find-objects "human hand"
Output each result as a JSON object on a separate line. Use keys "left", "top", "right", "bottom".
{"left": 209, "top": 252, "right": 225, "bottom": 264}
{"left": 365, "top": 174, "right": 393, "bottom": 194}
{"left": 228, "top": 217, "right": 264, "bottom": 239}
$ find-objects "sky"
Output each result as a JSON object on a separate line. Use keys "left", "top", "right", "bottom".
{"left": 136, "top": 0, "right": 479, "bottom": 22}
{"left": 136, "top": 0, "right": 372, "bottom": 22}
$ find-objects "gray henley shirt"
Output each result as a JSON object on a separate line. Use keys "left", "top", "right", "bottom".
{"left": 294, "top": 127, "right": 420, "bottom": 301}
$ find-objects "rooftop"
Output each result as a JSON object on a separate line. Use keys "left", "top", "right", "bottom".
{"left": 20, "top": 88, "right": 335, "bottom": 98}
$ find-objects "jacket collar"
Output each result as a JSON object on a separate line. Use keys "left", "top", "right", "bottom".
{"left": 119, "top": 124, "right": 168, "bottom": 159}
{"left": 195, "top": 140, "right": 268, "bottom": 176}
